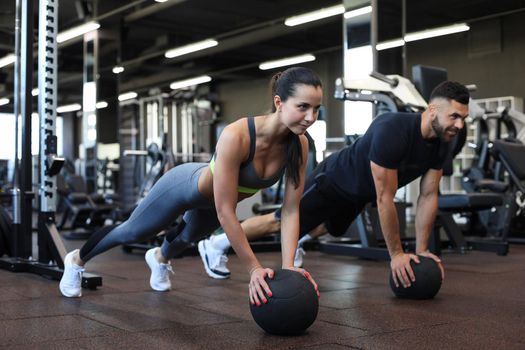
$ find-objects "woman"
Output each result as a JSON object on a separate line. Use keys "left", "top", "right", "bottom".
{"left": 59, "top": 66, "right": 322, "bottom": 306}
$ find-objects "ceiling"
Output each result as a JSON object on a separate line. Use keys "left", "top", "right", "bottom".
{"left": 0, "top": 0, "right": 524, "bottom": 107}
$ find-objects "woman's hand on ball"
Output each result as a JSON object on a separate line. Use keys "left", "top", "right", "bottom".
{"left": 284, "top": 267, "right": 320, "bottom": 298}
{"left": 249, "top": 267, "right": 274, "bottom": 306}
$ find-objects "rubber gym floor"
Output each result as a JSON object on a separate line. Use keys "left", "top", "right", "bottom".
{"left": 1, "top": 238, "right": 525, "bottom": 349}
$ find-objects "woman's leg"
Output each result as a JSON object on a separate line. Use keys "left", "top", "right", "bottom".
{"left": 161, "top": 208, "right": 221, "bottom": 259}
{"left": 60, "top": 163, "right": 208, "bottom": 297}
{"left": 79, "top": 163, "right": 206, "bottom": 262}
{"left": 162, "top": 208, "right": 229, "bottom": 280}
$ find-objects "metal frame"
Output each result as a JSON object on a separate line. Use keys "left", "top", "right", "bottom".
{"left": 0, "top": 0, "right": 101, "bottom": 289}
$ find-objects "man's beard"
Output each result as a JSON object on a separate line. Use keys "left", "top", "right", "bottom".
{"left": 431, "top": 116, "right": 458, "bottom": 141}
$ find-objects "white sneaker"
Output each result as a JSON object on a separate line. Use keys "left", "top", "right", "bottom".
{"left": 294, "top": 247, "right": 306, "bottom": 268}
{"left": 145, "top": 248, "right": 174, "bottom": 291}
{"left": 59, "top": 249, "right": 84, "bottom": 298}
{"left": 198, "top": 238, "right": 231, "bottom": 279}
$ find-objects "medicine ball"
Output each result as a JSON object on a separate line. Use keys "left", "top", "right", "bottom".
{"left": 249, "top": 269, "right": 318, "bottom": 335}
{"left": 389, "top": 256, "right": 442, "bottom": 299}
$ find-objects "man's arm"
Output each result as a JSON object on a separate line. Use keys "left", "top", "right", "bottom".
{"left": 371, "top": 161, "right": 417, "bottom": 288}
{"left": 370, "top": 161, "right": 403, "bottom": 257}
{"left": 415, "top": 168, "right": 442, "bottom": 253}
{"left": 415, "top": 168, "right": 445, "bottom": 280}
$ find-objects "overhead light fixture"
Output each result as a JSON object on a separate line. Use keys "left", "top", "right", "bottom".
{"left": 0, "top": 54, "right": 15, "bottom": 68}
{"left": 344, "top": 5, "right": 372, "bottom": 19}
{"left": 285, "top": 5, "right": 345, "bottom": 26}
{"left": 0, "top": 98, "right": 9, "bottom": 106}
{"left": 155, "top": 0, "right": 169, "bottom": 2}
{"left": 164, "top": 39, "right": 218, "bottom": 59}
{"left": 404, "top": 23, "right": 470, "bottom": 42}
{"left": 376, "top": 38, "right": 405, "bottom": 51}
{"left": 170, "top": 75, "right": 212, "bottom": 90}
{"left": 96, "top": 101, "right": 108, "bottom": 109}
{"left": 31, "top": 88, "right": 39, "bottom": 96}
{"left": 57, "top": 21, "right": 100, "bottom": 44}
{"left": 57, "top": 103, "right": 82, "bottom": 113}
{"left": 259, "top": 54, "right": 316, "bottom": 70}
{"left": 118, "top": 91, "right": 138, "bottom": 101}
{"left": 112, "top": 66, "right": 124, "bottom": 74}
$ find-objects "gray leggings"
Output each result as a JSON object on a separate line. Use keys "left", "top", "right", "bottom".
{"left": 79, "top": 163, "right": 220, "bottom": 262}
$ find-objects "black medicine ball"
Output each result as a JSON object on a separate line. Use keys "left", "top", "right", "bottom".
{"left": 249, "top": 269, "right": 318, "bottom": 335}
{"left": 389, "top": 255, "right": 442, "bottom": 299}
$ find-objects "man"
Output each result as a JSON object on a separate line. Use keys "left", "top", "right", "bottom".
{"left": 199, "top": 81, "right": 469, "bottom": 289}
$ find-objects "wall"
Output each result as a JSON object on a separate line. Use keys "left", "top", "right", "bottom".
{"left": 99, "top": 11, "right": 524, "bottom": 155}
{"left": 187, "top": 11, "right": 525, "bottom": 143}
{"left": 406, "top": 12, "right": 525, "bottom": 106}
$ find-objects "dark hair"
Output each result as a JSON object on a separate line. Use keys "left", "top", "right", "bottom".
{"left": 270, "top": 67, "right": 322, "bottom": 189}
{"left": 429, "top": 81, "right": 470, "bottom": 105}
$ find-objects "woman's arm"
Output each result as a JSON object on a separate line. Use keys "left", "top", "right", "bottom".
{"left": 280, "top": 135, "right": 319, "bottom": 294}
{"left": 213, "top": 123, "right": 260, "bottom": 272}
{"left": 280, "top": 135, "right": 308, "bottom": 268}
{"left": 213, "top": 122, "right": 273, "bottom": 305}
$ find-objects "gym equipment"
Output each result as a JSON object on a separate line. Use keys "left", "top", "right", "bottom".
{"left": 335, "top": 72, "right": 428, "bottom": 112}
{"left": 462, "top": 109, "right": 519, "bottom": 192}
{"left": 0, "top": 0, "right": 101, "bottom": 289}
{"left": 0, "top": 203, "right": 12, "bottom": 256}
{"left": 389, "top": 256, "right": 442, "bottom": 299}
{"left": 430, "top": 126, "right": 509, "bottom": 256}
{"left": 490, "top": 140, "right": 525, "bottom": 243}
{"left": 56, "top": 172, "right": 116, "bottom": 239}
{"left": 412, "top": 64, "right": 448, "bottom": 102}
{"left": 249, "top": 269, "right": 318, "bottom": 335}
{"left": 456, "top": 111, "right": 525, "bottom": 245}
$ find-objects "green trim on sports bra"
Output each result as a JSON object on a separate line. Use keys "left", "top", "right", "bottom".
{"left": 209, "top": 156, "right": 259, "bottom": 194}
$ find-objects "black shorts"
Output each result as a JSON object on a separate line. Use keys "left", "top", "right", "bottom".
{"left": 275, "top": 164, "right": 374, "bottom": 237}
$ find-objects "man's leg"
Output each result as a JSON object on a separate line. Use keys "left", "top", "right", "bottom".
{"left": 243, "top": 212, "right": 281, "bottom": 241}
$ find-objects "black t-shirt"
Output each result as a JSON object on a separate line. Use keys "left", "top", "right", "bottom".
{"left": 323, "top": 112, "right": 449, "bottom": 197}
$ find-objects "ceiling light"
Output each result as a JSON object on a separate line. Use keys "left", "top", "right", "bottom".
{"left": 56, "top": 103, "right": 82, "bottom": 113}
{"left": 118, "top": 91, "right": 138, "bottom": 101}
{"left": 170, "top": 76, "right": 212, "bottom": 90}
{"left": 112, "top": 66, "right": 124, "bottom": 74}
{"left": 57, "top": 21, "right": 100, "bottom": 44}
{"left": 344, "top": 6, "right": 372, "bottom": 19}
{"left": 0, "top": 54, "right": 15, "bottom": 68}
{"left": 96, "top": 101, "right": 108, "bottom": 109}
{"left": 155, "top": 0, "right": 169, "bottom": 2}
{"left": 404, "top": 23, "right": 470, "bottom": 42}
{"left": 259, "top": 54, "right": 316, "bottom": 70}
{"left": 0, "top": 98, "right": 9, "bottom": 106}
{"left": 285, "top": 5, "right": 345, "bottom": 26}
{"left": 376, "top": 38, "right": 405, "bottom": 51}
{"left": 164, "top": 39, "right": 218, "bottom": 59}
